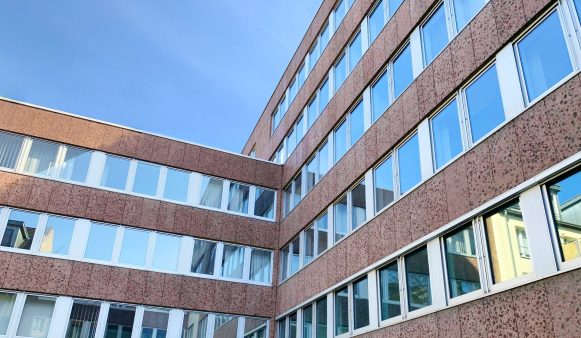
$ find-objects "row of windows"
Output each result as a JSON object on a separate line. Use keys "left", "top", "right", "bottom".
{"left": 278, "top": 164, "right": 581, "bottom": 337}
{"left": 0, "top": 206, "right": 273, "bottom": 285}
{"left": 281, "top": 0, "right": 581, "bottom": 218}
{"left": 271, "top": 0, "right": 356, "bottom": 133}
{"left": 0, "top": 131, "right": 277, "bottom": 221}
{"left": 0, "top": 291, "right": 268, "bottom": 338}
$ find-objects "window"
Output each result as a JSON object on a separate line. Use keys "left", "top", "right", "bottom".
{"left": 119, "top": 228, "right": 149, "bottom": 267}
{"left": 334, "top": 196, "right": 348, "bottom": 242}
{"left": 296, "top": 116, "right": 305, "bottom": 143}
{"left": 319, "top": 143, "right": 330, "bottom": 177}
{"left": 348, "top": 33, "right": 362, "bottom": 72}
{"left": 281, "top": 245, "right": 289, "bottom": 281}
{"left": 431, "top": 99, "right": 463, "bottom": 169}
{"left": 101, "top": 155, "right": 130, "bottom": 190}
{"left": 287, "top": 128, "right": 297, "bottom": 156}
{"left": 84, "top": 223, "right": 117, "bottom": 261}
{"left": 371, "top": 71, "right": 389, "bottom": 123}
{"left": 191, "top": 239, "right": 216, "bottom": 275}
{"left": 452, "top": 0, "right": 485, "bottom": 31}
{"left": 277, "top": 320, "right": 286, "bottom": 338}
{"left": 547, "top": 168, "right": 581, "bottom": 262}
{"left": 369, "top": 0, "right": 386, "bottom": 43}
{"left": 304, "top": 224, "right": 315, "bottom": 265}
{"left": 1, "top": 209, "right": 40, "bottom": 250}
{"left": 397, "top": 134, "right": 421, "bottom": 195}
{"left": 293, "top": 174, "right": 302, "bottom": 207}
{"left": 0, "top": 132, "right": 23, "bottom": 169}
{"left": 16, "top": 295, "right": 56, "bottom": 338}
{"left": 315, "top": 298, "right": 327, "bottom": 338}
{"left": 105, "top": 304, "right": 135, "bottom": 338}
{"left": 444, "top": 225, "right": 481, "bottom": 298}
{"left": 392, "top": 43, "right": 413, "bottom": 99}
{"left": 351, "top": 180, "right": 367, "bottom": 230}
{"left": 66, "top": 300, "right": 101, "bottom": 338}
{"left": 244, "top": 318, "right": 267, "bottom": 338}
{"left": 349, "top": 101, "right": 364, "bottom": 146}
{"left": 303, "top": 305, "right": 312, "bottom": 338}
{"left": 308, "top": 98, "right": 318, "bottom": 128}
{"left": 288, "top": 313, "right": 297, "bottom": 338}
{"left": 405, "top": 246, "right": 432, "bottom": 311}
{"left": 132, "top": 162, "right": 161, "bottom": 196}
{"left": 306, "top": 156, "right": 318, "bottom": 192}
{"left": 334, "top": 120, "right": 347, "bottom": 163}
{"left": 320, "top": 23, "right": 331, "bottom": 51}
{"left": 334, "top": 54, "right": 347, "bottom": 91}
{"left": 214, "top": 315, "right": 238, "bottom": 338}
{"left": 0, "top": 292, "right": 16, "bottom": 335}
{"left": 319, "top": 79, "right": 330, "bottom": 111}
{"left": 284, "top": 185, "right": 292, "bottom": 217}
{"left": 317, "top": 214, "right": 329, "bottom": 255}
{"left": 272, "top": 109, "right": 281, "bottom": 133}
{"left": 388, "top": 0, "right": 404, "bottom": 15}
{"left": 290, "top": 79, "right": 298, "bottom": 103}
{"left": 255, "top": 188, "right": 275, "bottom": 219}
{"left": 334, "top": 287, "right": 349, "bottom": 336}
{"left": 59, "top": 146, "right": 91, "bottom": 183}
{"left": 298, "top": 65, "right": 307, "bottom": 88}
{"left": 309, "top": 41, "right": 321, "bottom": 72}
{"left": 379, "top": 262, "right": 400, "bottom": 321}
{"left": 465, "top": 65, "right": 505, "bottom": 143}
{"left": 228, "top": 182, "right": 250, "bottom": 214}
{"left": 182, "top": 312, "right": 208, "bottom": 338}
{"left": 141, "top": 309, "right": 169, "bottom": 338}
{"left": 40, "top": 215, "right": 75, "bottom": 255}
{"left": 163, "top": 168, "right": 189, "bottom": 202}
{"left": 374, "top": 156, "right": 394, "bottom": 212}
{"left": 199, "top": 176, "right": 224, "bottom": 209}
{"left": 484, "top": 200, "right": 532, "bottom": 283}
{"left": 290, "top": 237, "right": 300, "bottom": 275}
{"left": 517, "top": 10, "right": 573, "bottom": 102}
{"left": 334, "top": 0, "right": 346, "bottom": 30}
{"left": 250, "top": 249, "right": 272, "bottom": 283}
{"left": 353, "top": 277, "right": 369, "bottom": 330}
{"left": 152, "top": 234, "right": 180, "bottom": 271}
{"left": 422, "top": 4, "right": 449, "bottom": 65}
{"left": 221, "top": 245, "right": 244, "bottom": 279}
{"left": 23, "top": 139, "right": 59, "bottom": 176}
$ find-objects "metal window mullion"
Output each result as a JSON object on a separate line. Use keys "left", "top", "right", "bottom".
{"left": 558, "top": 1, "right": 581, "bottom": 71}
{"left": 111, "top": 226, "right": 125, "bottom": 264}
{"left": 427, "top": 238, "right": 447, "bottom": 309}
{"left": 237, "top": 316, "right": 246, "bottom": 338}
{"left": 157, "top": 166, "right": 168, "bottom": 199}
{"left": 6, "top": 293, "right": 26, "bottom": 337}
{"left": 249, "top": 186, "right": 257, "bottom": 217}
{"left": 393, "top": 150, "right": 401, "bottom": 199}
{"left": 475, "top": 216, "right": 493, "bottom": 293}
{"left": 87, "top": 151, "right": 106, "bottom": 187}
{"left": 418, "top": 120, "right": 434, "bottom": 180}
{"left": 455, "top": 93, "right": 471, "bottom": 151}
{"left": 364, "top": 171, "right": 375, "bottom": 221}
{"left": 327, "top": 205, "right": 334, "bottom": 251}
{"left": 496, "top": 44, "right": 526, "bottom": 116}
{"left": 471, "top": 218, "right": 490, "bottom": 294}
{"left": 409, "top": 27, "right": 424, "bottom": 78}
{"left": 387, "top": 63, "right": 395, "bottom": 105}
{"left": 31, "top": 213, "right": 49, "bottom": 252}
{"left": 125, "top": 159, "right": 138, "bottom": 192}
{"left": 145, "top": 232, "right": 157, "bottom": 268}
{"left": 94, "top": 302, "right": 110, "bottom": 338}
{"left": 178, "top": 236, "right": 194, "bottom": 274}
{"left": 206, "top": 314, "right": 216, "bottom": 338}
{"left": 0, "top": 208, "right": 10, "bottom": 246}
{"left": 443, "top": 0, "right": 457, "bottom": 38}
{"left": 541, "top": 184, "right": 567, "bottom": 269}
{"left": 14, "top": 137, "right": 32, "bottom": 173}
{"left": 347, "top": 283, "right": 354, "bottom": 334}
{"left": 214, "top": 242, "right": 225, "bottom": 277}
{"left": 221, "top": 180, "right": 231, "bottom": 210}
{"left": 326, "top": 293, "right": 333, "bottom": 338}
{"left": 367, "top": 270, "right": 379, "bottom": 329}
{"left": 131, "top": 306, "right": 145, "bottom": 338}
{"left": 188, "top": 172, "right": 202, "bottom": 206}
{"left": 69, "top": 219, "right": 91, "bottom": 258}
{"left": 52, "top": 144, "right": 67, "bottom": 179}
{"left": 243, "top": 246, "right": 252, "bottom": 280}
{"left": 299, "top": 231, "right": 306, "bottom": 270}
{"left": 347, "top": 192, "right": 353, "bottom": 234}
{"left": 47, "top": 296, "right": 73, "bottom": 338}
{"left": 167, "top": 309, "right": 185, "bottom": 338}
{"left": 398, "top": 257, "right": 408, "bottom": 320}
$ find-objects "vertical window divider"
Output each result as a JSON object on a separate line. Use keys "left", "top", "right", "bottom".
{"left": 125, "top": 159, "right": 138, "bottom": 192}
{"left": 468, "top": 219, "right": 488, "bottom": 295}
{"left": 53, "top": 144, "right": 68, "bottom": 179}
{"left": 236, "top": 315, "right": 246, "bottom": 338}
{"left": 243, "top": 246, "right": 252, "bottom": 280}
{"left": 131, "top": 306, "right": 145, "bottom": 338}
{"left": 346, "top": 191, "right": 353, "bottom": 233}
{"left": 362, "top": 87, "right": 372, "bottom": 131}
{"left": 455, "top": 93, "right": 471, "bottom": 152}
{"left": 474, "top": 216, "right": 494, "bottom": 293}
{"left": 496, "top": 44, "right": 526, "bottom": 117}
{"left": 347, "top": 283, "right": 354, "bottom": 335}
{"left": 94, "top": 302, "right": 110, "bottom": 338}
{"left": 409, "top": 27, "right": 424, "bottom": 78}
{"left": 560, "top": 1, "right": 581, "bottom": 69}
{"left": 248, "top": 186, "right": 257, "bottom": 216}
{"left": 213, "top": 242, "right": 225, "bottom": 276}
{"left": 221, "top": 180, "right": 230, "bottom": 210}
{"left": 361, "top": 18, "right": 370, "bottom": 52}
{"left": 87, "top": 151, "right": 106, "bottom": 187}
{"left": 327, "top": 205, "right": 335, "bottom": 250}
{"left": 367, "top": 270, "right": 380, "bottom": 329}
{"left": 392, "top": 151, "right": 401, "bottom": 199}
{"left": 299, "top": 231, "right": 306, "bottom": 270}
{"left": 167, "top": 309, "right": 185, "bottom": 337}
{"left": 443, "top": 0, "right": 457, "bottom": 38}
{"left": 427, "top": 238, "right": 447, "bottom": 309}
{"left": 69, "top": 219, "right": 91, "bottom": 258}
{"left": 387, "top": 63, "right": 395, "bottom": 105}
{"left": 145, "top": 232, "right": 157, "bottom": 268}
{"left": 14, "top": 137, "right": 32, "bottom": 173}
{"left": 364, "top": 171, "right": 375, "bottom": 221}
{"left": 156, "top": 166, "right": 168, "bottom": 199}
{"left": 178, "top": 236, "right": 194, "bottom": 274}
{"left": 188, "top": 172, "right": 202, "bottom": 206}
{"left": 111, "top": 227, "right": 124, "bottom": 264}
{"left": 205, "top": 314, "right": 216, "bottom": 338}
{"left": 397, "top": 257, "right": 408, "bottom": 320}
{"left": 0, "top": 207, "right": 9, "bottom": 243}
{"left": 541, "top": 184, "right": 569, "bottom": 270}
{"left": 31, "top": 213, "right": 48, "bottom": 252}
{"left": 49, "top": 296, "right": 73, "bottom": 338}
{"left": 8, "top": 294, "right": 27, "bottom": 337}
{"left": 417, "top": 121, "right": 434, "bottom": 179}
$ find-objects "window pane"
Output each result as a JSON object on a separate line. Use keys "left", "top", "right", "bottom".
{"left": 40, "top": 215, "right": 75, "bottom": 255}
{"left": 152, "top": 234, "right": 180, "bottom": 271}
{"left": 320, "top": 24, "right": 331, "bottom": 51}
{"left": 191, "top": 240, "right": 216, "bottom": 275}
{"left": 199, "top": 176, "right": 224, "bottom": 209}
{"left": 17, "top": 295, "right": 56, "bottom": 338}
{"left": 374, "top": 157, "right": 394, "bottom": 212}
{"left": 371, "top": 71, "right": 389, "bottom": 123}
{"left": 66, "top": 300, "right": 101, "bottom": 338}
{"left": 444, "top": 225, "right": 481, "bottom": 298}
{"left": 293, "top": 174, "right": 302, "bottom": 207}
{"left": 119, "top": 228, "right": 149, "bottom": 267}
{"left": 221, "top": 245, "right": 244, "bottom": 279}
{"left": 214, "top": 315, "right": 238, "bottom": 338}
{"left": 453, "top": 0, "right": 484, "bottom": 31}
{"left": 349, "top": 101, "right": 364, "bottom": 146}
{"left": 281, "top": 245, "right": 289, "bottom": 281}
{"left": 182, "top": 312, "right": 208, "bottom": 338}
{"left": 351, "top": 180, "right": 367, "bottom": 230}
{"left": 2, "top": 209, "right": 40, "bottom": 250}
{"left": 132, "top": 162, "right": 160, "bottom": 196}
{"left": 465, "top": 65, "right": 505, "bottom": 142}
{"left": 164, "top": 168, "right": 189, "bottom": 202}
{"left": 303, "top": 305, "right": 312, "bottom": 338}
{"left": 431, "top": 99, "right": 463, "bottom": 169}
{"left": 334, "top": 287, "right": 349, "bottom": 336}
{"left": 308, "top": 98, "right": 318, "bottom": 129}
{"left": 284, "top": 186, "right": 292, "bottom": 217}
{"left": 101, "top": 156, "right": 130, "bottom": 190}
{"left": 398, "top": 134, "right": 421, "bottom": 194}
{"left": 59, "top": 147, "right": 91, "bottom": 183}
{"left": 334, "top": 54, "right": 347, "bottom": 91}
{"left": 287, "top": 129, "right": 297, "bottom": 156}
{"left": 334, "top": 196, "right": 348, "bottom": 242}
{"left": 315, "top": 298, "right": 327, "bottom": 338}
{"left": 334, "top": 0, "right": 346, "bottom": 30}
{"left": 305, "top": 225, "right": 315, "bottom": 265}
{"left": 369, "top": 0, "right": 385, "bottom": 43}
{"left": 306, "top": 157, "right": 318, "bottom": 192}
{"left": 309, "top": 41, "right": 320, "bottom": 72}
{"left": 290, "top": 237, "right": 300, "bottom": 275}
{"left": 517, "top": 10, "right": 573, "bottom": 102}
{"left": 319, "top": 80, "right": 330, "bottom": 111}
{"left": 393, "top": 44, "right": 413, "bottom": 99}
{"left": 141, "top": 310, "right": 169, "bottom": 338}
{"left": 298, "top": 65, "right": 307, "bottom": 88}
{"left": 334, "top": 121, "right": 347, "bottom": 163}
{"left": 406, "top": 247, "right": 432, "bottom": 311}
{"left": 0, "top": 292, "right": 16, "bottom": 335}
{"left": 228, "top": 182, "right": 250, "bottom": 214}
{"left": 255, "top": 188, "right": 275, "bottom": 219}
{"left": 353, "top": 277, "right": 369, "bottom": 329}
{"left": 105, "top": 304, "right": 135, "bottom": 338}
{"left": 575, "top": 0, "right": 581, "bottom": 22}
{"left": 548, "top": 169, "right": 581, "bottom": 262}
{"left": 348, "top": 33, "right": 362, "bottom": 72}
{"left": 277, "top": 320, "right": 286, "bottom": 338}
{"left": 422, "top": 5, "right": 449, "bottom": 65}
{"left": 388, "top": 0, "right": 404, "bottom": 15}
{"left": 0, "top": 132, "right": 23, "bottom": 169}
{"left": 319, "top": 143, "right": 329, "bottom": 177}
{"left": 23, "top": 139, "right": 59, "bottom": 176}
{"left": 485, "top": 200, "right": 532, "bottom": 283}
{"left": 244, "top": 318, "right": 267, "bottom": 338}
{"left": 250, "top": 249, "right": 271, "bottom": 283}
{"left": 317, "top": 214, "right": 329, "bottom": 255}
{"left": 379, "top": 262, "right": 400, "bottom": 320}
{"left": 290, "top": 79, "right": 298, "bottom": 103}
{"left": 84, "top": 223, "right": 117, "bottom": 261}
{"left": 289, "top": 313, "right": 297, "bottom": 338}
{"left": 297, "top": 116, "right": 305, "bottom": 142}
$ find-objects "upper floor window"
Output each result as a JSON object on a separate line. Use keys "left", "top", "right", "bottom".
{"left": 452, "top": 0, "right": 485, "bottom": 31}
{"left": 378, "top": 261, "right": 400, "bottom": 321}
{"left": 444, "top": 224, "right": 481, "bottom": 298}
{"left": 334, "top": 0, "right": 347, "bottom": 30}
{"left": 334, "top": 53, "right": 347, "bottom": 91}
{"left": 0, "top": 132, "right": 23, "bottom": 169}
{"left": 101, "top": 155, "right": 130, "bottom": 190}
{"left": 132, "top": 161, "right": 161, "bottom": 196}
{"left": 397, "top": 134, "right": 421, "bottom": 195}
{"left": 152, "top": 233, "right": 180, "bottom": 271}
{"left": 191, "top": 239, "right": 217, "bottom": 275}
{"left": 228, "top": 182, "right": 250, "bottom": 214}
{"left": 40, "top": 215, "right": 75, "bottom": 255}
{"left": 199, "top": 176, "right": 224, "bottom": 209}
{"left": 58, "top": 146, "right": 91, "bottom": 183}
{"left": 369, "top": 0, "right": 386, "bottom": 43}
{"left": 348, "top": 32, "right": 363, "bottom": 72}
{"left": 374, "top": 156, "right": 394, "bottom": 212}
{"left": 163, "top": 168, "right": 189, "bottom": 202}
{"left": 1, "top": 209, "right": 40, "bottom": 250}
{"left": 334, "top": 287, "right": 349, "bottom": 336}
{"left": 422, "top": 4, "right": 449, "bottom": 65}
{"left": 23, "top": 139, "right": 59, "bottom": 177}
{"left": 16, "top": 295, "right": 56, "bottom": 338}
{"left": 255, "top": 188, "right": 275, "bottom": 219}
{"left": 250, "top": 249, "right": 272, "bottom": 283}
{"left": 119, "top": 228, "right": 149, "bottom": 267}
{"left": 405, "top": 246, "right": 432, "bottom": 312}
{"left": 392, "top": 43, "right": 413, "bottom": 99}
{"left": 371, "top": 70, "right": 389, "bottom": 123}
{"left": 353, "top": 277, "right": 370, "bottom": 330}
{"left": 430, "top": 99, "right": 463, "bottom": 170}
{"left": 84, "top": 222, "right": 117, "bottom": 262}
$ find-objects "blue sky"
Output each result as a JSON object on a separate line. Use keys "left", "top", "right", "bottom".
{"left": 0, "top": 0, "right": 321, "bottom": 152}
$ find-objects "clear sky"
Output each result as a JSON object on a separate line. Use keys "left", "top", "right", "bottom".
{"left": 0, "top": 0, "right": 321, "bottom": 153}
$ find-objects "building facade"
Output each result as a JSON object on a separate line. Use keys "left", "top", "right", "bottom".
{"left": 0, "top": 0, "right": 581, "bottom": 337}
